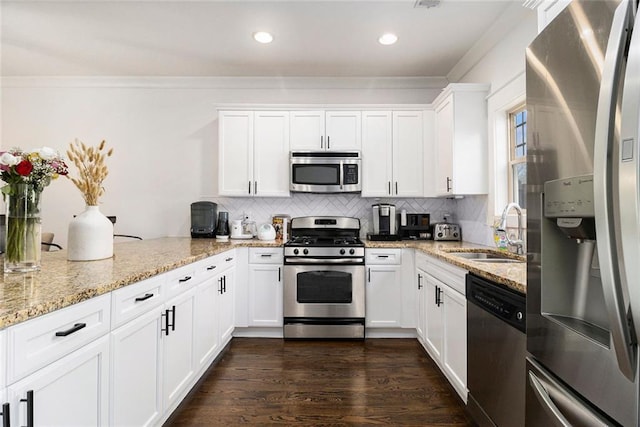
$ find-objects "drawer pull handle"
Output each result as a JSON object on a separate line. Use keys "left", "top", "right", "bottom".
{"left": 135, "top": 293, "right": 154, "bottom": 302}
{"left": 206, "top": 265, "right": 216, "bottom": 271}
{"left": 20, "top": 391, "right": 33, "bottom": 427}
{"left": 1, "top": 402, "right": 10, "bottom": 427}
{"left": 55, "top": 323, "right": 87, "bottom": 337}
{"left": 261, "top": 254, "right": 272, "bottom": 257}
{"left": 225, "top": 257, "right": 233, "bottom": 262}
{"left": 377, "top": 255, "right": 389, "bottom": 259}
{"left": 178, "top": 276, "right": 192, "bottom": 283}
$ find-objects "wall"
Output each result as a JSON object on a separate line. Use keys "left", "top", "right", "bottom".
{"left": 1, "top": 77, "right": 446, "bottom": 247}
{"left": 449, "top": 6, "right": 538, "bottom": 246}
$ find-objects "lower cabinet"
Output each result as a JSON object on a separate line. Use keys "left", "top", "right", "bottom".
{"left": 218, "top": 266, "right": 236, "bottom": 344}
{"left": 248, "top": 247, "right": 284, "bottom": 327}
{"left": 111, "top": 307, "right": 163, "bottom": 427}
{"left": 8, "top": 335, "right": 110, "bottom": 426}
{"left": 418, "top": 254, "right": 468, "bottom": 402}
{"left": 365, "top": 249, "right": 403, "bottom": 328}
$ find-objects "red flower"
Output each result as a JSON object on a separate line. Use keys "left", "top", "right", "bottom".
{"left": 15, "top": 160, "right": 33, "bottom": 176}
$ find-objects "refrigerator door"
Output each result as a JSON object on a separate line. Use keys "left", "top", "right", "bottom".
{"left": 526, "top": 358, "right": 618, "bottom": 427}
{"left": 526, "top": 0, "right": 638, "bottom": 425}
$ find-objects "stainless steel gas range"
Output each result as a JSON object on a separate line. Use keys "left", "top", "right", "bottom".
{"left": 283, "top": 216, "right": 365, "bottom": 339}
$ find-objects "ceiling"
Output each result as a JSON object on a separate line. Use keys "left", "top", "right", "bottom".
{"left": 1, "top": 0, "right": 529, "bottom": 78}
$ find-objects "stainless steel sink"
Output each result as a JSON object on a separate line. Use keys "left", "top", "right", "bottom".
{"left": 447, "top": 251, "right": 525, "bottom": 264}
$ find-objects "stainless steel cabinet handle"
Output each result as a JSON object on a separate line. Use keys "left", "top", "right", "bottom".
{"left": 20, "top": 391, "right": 33, "bottom": 427}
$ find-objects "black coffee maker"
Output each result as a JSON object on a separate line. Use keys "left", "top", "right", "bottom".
{"left": 215, "top": 211, "right": 230, "bottom": 237}
{"left": 190, "top": 202, "right": 217, "bottom": 238}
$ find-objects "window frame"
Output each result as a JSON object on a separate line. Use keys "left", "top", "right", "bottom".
{"left": 507, "top": 104, "right": 527, "bottom": 210}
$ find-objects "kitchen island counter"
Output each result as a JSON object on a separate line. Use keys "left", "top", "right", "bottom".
{"left": 0, "top": 237, "right": 282, "bottom": 329}
{"left": 365, "top": 240, "right": 526, "bottom": 294}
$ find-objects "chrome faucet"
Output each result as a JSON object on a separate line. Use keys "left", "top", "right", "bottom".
{"left": 497, "top": 202, "right": 524, "bottom": 255}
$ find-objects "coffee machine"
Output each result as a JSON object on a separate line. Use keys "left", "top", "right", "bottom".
{"left": 368, "top": 203, "right": 400, "bottom": 240}
{"left": 190, "top": 201, "right": 217, "bottom": 238}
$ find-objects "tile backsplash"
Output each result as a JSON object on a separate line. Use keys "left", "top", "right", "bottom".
{"left": 206, "top": 193, "right": 457, "bottom": 238}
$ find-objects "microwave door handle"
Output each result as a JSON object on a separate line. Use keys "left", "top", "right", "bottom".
{"left": 593, "top": 0, "right": 636, "bottom": 381}
{"left": 339, "top": 161, "right": 344, "bottom": 190}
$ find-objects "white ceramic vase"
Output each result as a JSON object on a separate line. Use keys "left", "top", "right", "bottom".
{"left": 67, "top": 205, "right": 114, "bottom": 261}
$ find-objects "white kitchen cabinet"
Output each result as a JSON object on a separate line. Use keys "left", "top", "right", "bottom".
{"left": 361, "top": 110, "right": 424, "bottom": 197}
{"left": 420, "top": 254, "right": 468, "bottom": 402}
{"left": 290, "top": 110, "right": 361, "bottom": 151}
{"left": 8, "top": 335, "right": 110, "bottom": 427}
{"left": 365, "top": 249, "right": 403, "bottom": 328}
{"left": 218, "top": 110, "right": 290, "bottom": 197}
{"left": 218, "top": 265, "right": 236, "bottom": 346}
{"left": 162, "top": 287, "right": 196, "bottom": 414}
{"left": 111, "top": 307, "right": 163, "bottom": 427}
{"left": 415, "top": 251, "right": 429, "bottom": 343}
{"left": 248, "top": 248, "right": 283, "bottom": 327}
{"left": 433, "top": 84, "right": 489, "bottom": 196}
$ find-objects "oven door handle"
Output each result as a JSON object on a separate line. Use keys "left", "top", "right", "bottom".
{"left": 285, "top": 257, "right": 364, "bottom": 265}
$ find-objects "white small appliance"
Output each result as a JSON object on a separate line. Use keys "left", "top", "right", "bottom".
{"left": 230, "top": 220, "right": 243, "bottom": 237}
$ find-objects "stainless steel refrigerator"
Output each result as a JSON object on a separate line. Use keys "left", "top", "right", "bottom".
{"left": 526, "top": 0, "right": 640, "bottom": 425}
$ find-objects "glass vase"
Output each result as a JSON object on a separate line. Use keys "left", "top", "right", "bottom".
{"left": 4, "top": 183, "right": 42, "bottom": 273}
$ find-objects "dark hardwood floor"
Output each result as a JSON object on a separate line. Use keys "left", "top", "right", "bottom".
{"left": 166, "top": 338, "right": 474, "bottom": 426}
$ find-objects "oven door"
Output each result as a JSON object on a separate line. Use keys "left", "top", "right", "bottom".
{"left": 283, "top": 263, "right": 365, "bottom": 319}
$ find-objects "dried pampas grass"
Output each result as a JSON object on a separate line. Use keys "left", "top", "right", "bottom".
{"left": 66, "top": 139, "right": 113, "bottom": 206}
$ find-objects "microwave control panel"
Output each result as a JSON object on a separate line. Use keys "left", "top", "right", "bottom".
{"left": 343, "top": 164, "right": 359, "bottom": 184}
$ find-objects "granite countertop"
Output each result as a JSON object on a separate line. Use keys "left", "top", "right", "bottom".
{"left": 0, "top": 237, "right": 282, "bottom": 329}
{"left": 365, "top": 240, "right": 526, "bottom": 294}
{"left": 0, "top": 237, "right": 525, "bottom": 330}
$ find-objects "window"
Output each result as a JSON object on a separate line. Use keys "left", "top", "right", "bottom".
{"left": 508, "top": 106, "right": 527, "bottom": 209}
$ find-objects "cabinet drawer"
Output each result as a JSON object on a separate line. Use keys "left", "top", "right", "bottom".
{"left": 426, "top": 255, "right": 467, "bottom": 295}
{"left": 415, "top": 251, "right": 429, "bottom": 271}
{"left": 365, "top": 249, "right": 402, "bottom": 265}
{"left": 7, "top": 294, "right": 111, "bottom": 384}
{"left": 165, "top": 263, "right": 198, "bottom": 299}
{"left": 248, "top": 247, "right": 283, "bottom": 264}
{"left": 111, "top": 275, "right": 165, "bottom": 329}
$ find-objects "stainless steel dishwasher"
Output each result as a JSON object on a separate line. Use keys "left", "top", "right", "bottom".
{"left": 466, "top": 273, "right": 526, "bottom": 427}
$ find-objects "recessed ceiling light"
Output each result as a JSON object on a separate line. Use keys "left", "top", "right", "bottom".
{"left": 253, "top": 31, "right": 274, "bottom": 44}
{"left": 378, "top": 33, "right": 398, "bottom": 46}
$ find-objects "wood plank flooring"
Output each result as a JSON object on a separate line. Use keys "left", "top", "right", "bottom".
{"left": 166, "top": 338, "right": 474, "bottom": 426}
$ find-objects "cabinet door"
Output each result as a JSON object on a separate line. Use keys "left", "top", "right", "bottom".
{"left": 290, "top": 111, "right": 324, "bottom": 150}
{"left": 162, "top": 288, "right": 196, "bottom": 413}
{"left": 193, "top": 276, "right": 220, "bottom": 369}
{"left": 218, "top": 268, "right": 236, "bottom": 345}
{"left": 434, "top": 97, "right": 454, "bottom": 195}
{"left": 361, "top": 111, "right": 393, "bottom": 197}
{"left": 424, "top": 274, "right": 444, "bottom": 361}
{"left": 415, "top": 268, "right": 428, "bottom": 341}
{"left": 111, "top": 307, "right": 163, "bottom": 427}
{"left": 253, "top": 111, "right": 290, "bottom": 197}
{"left": 248, "top": 264, "right": 283, "bottom": 327}
{"left": 393, "top": 111, "right": 424, "bottom": 197}
{"left": 443, "top": 286, "right": 467, "bottom": 400}
{"left": 366, "top": 265, "right": 403, "bottom": 328}
{"left": 218, "top": 111, "right": 254, "bottom": 196}
{"left": 325, "top": 111, "right": 361, "bottom": 151}
{"left": 9, "top": 335, "right": 109, "bottom": 427}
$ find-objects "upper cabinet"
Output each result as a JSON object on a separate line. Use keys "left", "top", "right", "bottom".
{"left": 218, "top": 110, "right": 290, "bottom": 197}
{"left": 361, "top": 110, "right": 426, "bottom": 197}
{"left": 433, "top": 84, "right": 489, "bottom": 197}
{"left": 290, "top": 111, "right": 361, "bottom": 151}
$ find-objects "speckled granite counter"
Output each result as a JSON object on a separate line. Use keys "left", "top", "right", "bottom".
{"left": 365, "top": 240, "right": 526, "bottom": 294}
{"left": 0, "top": 237, "right": 524, "bottom": 330}
{"left": 0, "top": 237, "right": 282, "bottom": 329}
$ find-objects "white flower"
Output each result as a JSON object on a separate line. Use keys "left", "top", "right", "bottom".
{"left": 0, "top": 152, "right": 20, "bottom": 166}
{"left": 37, "top": 147, "right": 58, "bottom": 161}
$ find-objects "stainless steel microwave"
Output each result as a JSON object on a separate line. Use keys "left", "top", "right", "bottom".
{"left": 290, "top": 151, "right": 361, "bottom": 193}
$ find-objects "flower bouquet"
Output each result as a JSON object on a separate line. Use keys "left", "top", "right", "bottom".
{"left": 0, "top": 147, "right": 68, "bottom": 272}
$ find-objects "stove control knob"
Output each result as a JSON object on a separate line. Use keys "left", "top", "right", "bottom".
{"left": 303, "top": 249, "right": 309, "bottom": 255}
{"left": 516, "top": 311, "right": 523, "bottom": 321}
{"left": 437, "top": 232, "right": 443, "bottom": 238}
{"left": 453, "top": 232, "right": 459, "bottom": 238}
{"left": 293, "top": 249, "right": 299, "bottom": 255}
{"left": 349, "top": 249, "right": 355, "bottom": 255}
{"left": 340, "top": 249, "right": 346, "bottom": 255}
